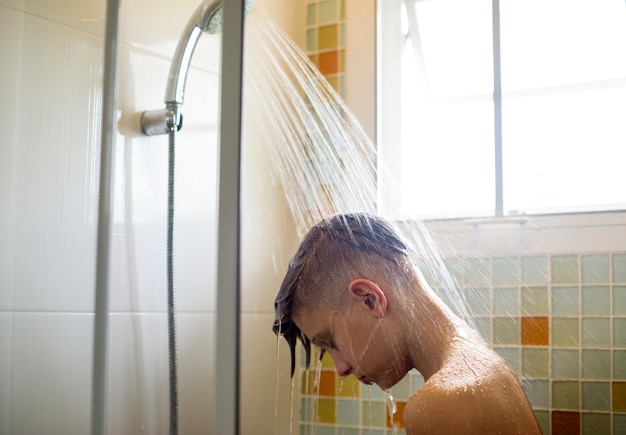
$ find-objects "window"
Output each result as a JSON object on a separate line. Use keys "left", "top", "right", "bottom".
{"left": 378, "top": 0, "right": 626, "bottom": 219}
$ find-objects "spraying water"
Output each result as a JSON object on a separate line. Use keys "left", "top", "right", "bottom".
{"left": 244, "top": 10, "right": 531, "bottom": 435}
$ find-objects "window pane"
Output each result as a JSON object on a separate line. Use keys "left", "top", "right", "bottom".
{"left": 500, "top": 0, "right": 626, "bottom": 90}
{"left": 503, "top": 87, "right": 626, "bottom": 213}
{"left": 501, "top": 0, "right": 626, "bottom": 213}
{"left": 400, "top": 0, "right": 494, "bottom": 218}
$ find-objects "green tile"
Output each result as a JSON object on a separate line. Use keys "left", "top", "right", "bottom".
{"left": 582, "top": 381, "right": 610, "bottom": 411}
{"left": 534, "top": 410, "right": 550, "bottom": 435}
{"left": 582, "top": 318, "right": 610, "bottom": 348}
{"left": 337, "top": 399, "right": 360, "bottom": 425}
{"left": 613, "top": 253, "right": 626, "bottom": 283}
{"left": 522, "top": 286, "right": 549, "bottom": 315}
{"left": 391, "top": 374, "right": 411, "bottom": 401}
{"left": 340, "top": 23, "right": 345, "bottom": 47}
{"left": 552, "top": 255, "right": 579, "bottom": 284}
{"left": 552, "top": 349, "right": 579, "bottom": 379}
{"left": 319, "top": 0, "right": 338, "bottom": 23}
{"left": 443, "top": 258, "right": 464, "bottom": 285}
{"left": 582, "top": 412, "right": 610, "bottom": 434}
{"left": 582, "top": 254, "right": 610, "bottom": 283}
{"left": 410, "top": 372, "right": 424, "bottom": 391}
{"left": 316, "top": 426, "right": 341, "bottom": 435}
{"left": 523, "top": 379, "right": 549, "bottom": 408}
{"left": 465, "top": 287, "right": 490, "bottom": 316}
{"left": 493, "top": 256, "right": 519, "bottom": 285}
{"left": 552, "top": 286, "right": 580, "bottom": 316}
{"left": 361, "top": 400, "right": 385, "bottom": 428}
{"left": 494, "top": 287, "right": 519, "bottom": 316}
{"left": 522, "top": 348, "right": 549, "bottom": 378}
{"left": 465, "top": 258, "right": 491, "bottom": 287}
{"left": 362, "top": 384, "right": 385, "bottom": 400}
{"left": 552, "top": 317, "right": 580, "bottom": 347}
{"left": 614, "top": 413, "right": 626, "bottom": 435}
{"left": 614, "top": 286, "right": 626, "bottom": 315}
{"left": 552, "top": 380, "right": 580, "bottom": 409}
{"left": 614, "top": 350, "right": 626, "bottom": 379}
{"left": 300, "top": 398, "right": 314, "bottom": 422}
{"left": 581, "top": 285, "right": 610, "bottom": 316}
{"left": 306, "top": 29, "right": 316, "bottom": 52}
{"left": 473, "top": 317, "right": 491, "bottom": 344}
{"left": 306, "top": 3, "right": 317, "bottom": 26}
{"left": 522, "top": 256, "right": 549, "bottom": 285}
{"left": 614, "top": 318, "right": 626, "bottom": 347}
{"left": 495, "top": 347, "right": 520, "bottom": 372}
{"left": 494, "top": 317, "right": 520, "bottom": 345}
{"left": 581, "top": 349, "right": 610, "bottom": 379}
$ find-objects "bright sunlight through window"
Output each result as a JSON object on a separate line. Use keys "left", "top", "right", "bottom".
{"left": 381, "top": 0, "right": 626, "bottom": 219}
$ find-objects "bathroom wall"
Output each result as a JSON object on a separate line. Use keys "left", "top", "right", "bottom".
{"left": 0, "top": 0, "right": 302, "bottom": 433}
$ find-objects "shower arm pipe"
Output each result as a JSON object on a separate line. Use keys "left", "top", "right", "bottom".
{"left": 140, "top": 0, "right": 224, "bottom": 136}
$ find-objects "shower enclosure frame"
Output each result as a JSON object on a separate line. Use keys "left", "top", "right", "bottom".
{"left": 94, "top": 0, "right": 246, "bottom": 433}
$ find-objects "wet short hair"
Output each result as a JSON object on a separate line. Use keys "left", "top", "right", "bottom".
{"left": 272, "top": 213, "right": 412, "bottom": 376}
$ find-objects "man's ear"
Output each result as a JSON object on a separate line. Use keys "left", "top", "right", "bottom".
{"left": 348, "top": 279, "right": 387, "bottom": 318}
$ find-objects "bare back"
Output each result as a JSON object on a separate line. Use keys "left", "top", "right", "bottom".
{"left": 403, "top": 337, "right": 541, "bottom": 434}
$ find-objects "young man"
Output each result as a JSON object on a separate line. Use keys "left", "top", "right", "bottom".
{"left": 273, "top": 213, "right": 541, "bottom": 434}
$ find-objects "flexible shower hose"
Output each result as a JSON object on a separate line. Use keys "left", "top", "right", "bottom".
{"left": 167, "top": 127, "right": 179, "bottom": 435}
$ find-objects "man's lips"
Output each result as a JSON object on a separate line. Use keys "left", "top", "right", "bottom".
{"left": 359, "top": 376, "right": 373, "bottom": 385}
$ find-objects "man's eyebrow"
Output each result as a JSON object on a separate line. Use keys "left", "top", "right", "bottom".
{"left": 311, "top": 331, "right": 330, "bottom": 347}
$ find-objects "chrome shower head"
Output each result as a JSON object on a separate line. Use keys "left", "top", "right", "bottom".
{"left": 141, "top": 0, "right": 257, "bottom": 136}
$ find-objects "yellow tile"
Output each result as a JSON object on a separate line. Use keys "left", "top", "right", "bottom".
{"left": 614, "top": 382, "right": 626, "bottom": 412}
{"left": 326, "top": 76, "right": 339, "bottom": 94}
{"left": 318, "top": 398, "right": 337, "bottom": 424}
{"left": 321, "top": 349, "right": 335, "bottom": 369}
{"left": 301, "top": 370, "right": 315, "bottom": 395}
{"left": 337, "top": 375, "right": 360, "bottom": 398}
{"left": 318, "top": 24, "right": 338, "bottom": 50}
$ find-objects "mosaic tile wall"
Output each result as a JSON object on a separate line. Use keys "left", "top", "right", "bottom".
{"left": 297, "top": 252, "right": 626, "bottom": 435}
{"left": 305, "top": 0, "right": 346, "bottom": 98}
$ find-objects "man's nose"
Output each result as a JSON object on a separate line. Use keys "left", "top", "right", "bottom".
{"left": 332, "top": 356, "right": 352, "bottom": 377}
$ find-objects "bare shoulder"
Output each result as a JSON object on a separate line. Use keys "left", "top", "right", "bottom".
{"left": 403, "top": 349, "right": 541, "bottom": 435}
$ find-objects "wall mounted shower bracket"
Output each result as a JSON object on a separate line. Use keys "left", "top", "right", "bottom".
{"left": 141, "top": 105, "right": 183, "bottom": 136}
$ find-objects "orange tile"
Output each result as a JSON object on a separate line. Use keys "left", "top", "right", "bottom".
{"left": 386, "top": 401, "right": 406, "bottom": 429}
{"left": 301, "top": 369, "right": 336, "bottom": 396}
{"left": 614, "top": 381, "right": 626, "bottom": 412}
{"left": 521, "top": 316, "right": 550, "bottom": 346}
{"left": 552, "top": 411, "right": 580, "bottom": 435}
{"left": 318, "top": 51, "right": 339, "bottom": 76}
{"left": 317, "top": 370, "right": 336, "bottom": 396}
